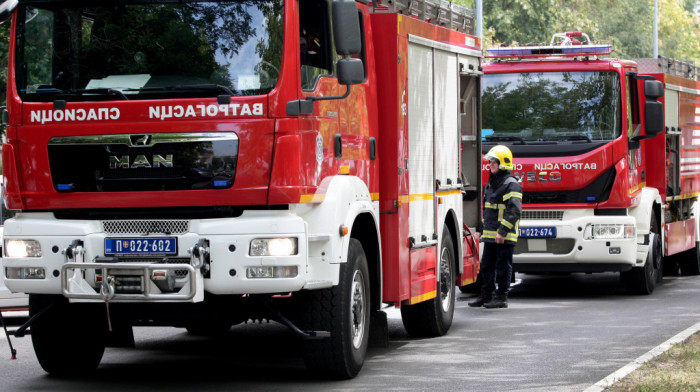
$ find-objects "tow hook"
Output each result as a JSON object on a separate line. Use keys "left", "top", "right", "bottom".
{"left": 189, "top": 239, "right": 211, "bottom": 275}
{"left": 100, "top": 276, "right": 116, "bottom": 302}
{"left": 100, "top": 276, "right": 116, "bottom": 331}
{"left": 63, "top": 239, "right": 85, "bottom": 263}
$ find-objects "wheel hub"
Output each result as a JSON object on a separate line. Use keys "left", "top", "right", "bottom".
{"left": 439, "top": 247, "right": 452, "bottom": 312}
{"left": 350, "top": 270, "right": 366, "bottom": 349}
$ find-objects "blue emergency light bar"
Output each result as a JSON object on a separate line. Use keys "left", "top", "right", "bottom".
{"left": 486, "top": 32, "right": 613, "bottom": 59}
{"left": 486, "top": 44, "right": 612, "bottom": 58}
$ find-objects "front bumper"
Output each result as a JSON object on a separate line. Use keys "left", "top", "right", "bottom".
{"left": 2, "top": 211, "right": 339, "bottom": 302}
{"left": 513, "top": 209, "right": 640, "bottom": 273}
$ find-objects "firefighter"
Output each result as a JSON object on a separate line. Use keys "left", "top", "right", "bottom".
{"left": 469, "top": 145, "right": 522, "bottom": 309}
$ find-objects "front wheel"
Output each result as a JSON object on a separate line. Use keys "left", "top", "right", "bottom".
{"left": 622, "top": 232, "right": 660, "bottom": 295}
{"left": 300, "top": 239, "right": 371, "bottom": 379}
{"left": 401, "top": 227, "right": 455, "bottom": 337}
{"left": 30, "top": 294, "right": 107, "bottom": 375}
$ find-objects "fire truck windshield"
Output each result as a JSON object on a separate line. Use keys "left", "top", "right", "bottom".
{"left": 482, "top": 71, "right": 622, "bottom": 143}
{"left": 14, "top": 0, "right": 284, "bottom": 102}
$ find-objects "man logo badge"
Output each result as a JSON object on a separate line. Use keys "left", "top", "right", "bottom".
{"left": 109, "top": 154, "right": 174, "bottom": 169}
{"left": 110, "top": 135, "right": 173, "bottom": 169}
{"left": 130, "top": 134, "right": 152, "bottom": 146}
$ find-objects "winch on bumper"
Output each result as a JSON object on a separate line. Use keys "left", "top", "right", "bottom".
{"left": 2, "top": 212, "right": 327, "bottom": 302}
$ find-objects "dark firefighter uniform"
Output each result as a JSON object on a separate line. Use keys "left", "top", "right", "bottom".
{"left": 482, "top": 171, "right": 522, "bottom": 245}
{"left": 480, "top": 170, "right": 522, "bottom": 303}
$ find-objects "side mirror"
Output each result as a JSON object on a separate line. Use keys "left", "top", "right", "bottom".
{"left": 0, "top": 0, "right": 17, "bottom": 24}
{"left": 644, "top": 80, "right": 663, "bottom": 99}
{"left": 332, "top": 0, "right": 361, "bottom": 56}
{"left": 643, "top": 79, "right": 664, "bottom": 136}
{"left": 645, "top": 101, "right": 663, "bottom": 136}
{"left": 337, "top": 58, "right": 364, "bottom": 85}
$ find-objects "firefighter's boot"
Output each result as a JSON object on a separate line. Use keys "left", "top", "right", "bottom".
{"left": 483, "top": 294, "right": 508, "bottom": 309}
{"left": 467, "top": 294, "right": 492, "bottom": 308}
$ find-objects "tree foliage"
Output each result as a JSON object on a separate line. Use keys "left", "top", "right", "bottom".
{"left": 657, "top": 0, "right": 700, "bottom": 62}
{"left": 454, "top": 0, "right": 699, "bottom": 63}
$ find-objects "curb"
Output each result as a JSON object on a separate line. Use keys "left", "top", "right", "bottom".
{"left": 583, "top": 319, "right": 700, "bottom": 392}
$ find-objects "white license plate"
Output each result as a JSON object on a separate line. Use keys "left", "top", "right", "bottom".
{"left": 519, "top": 227, "right": 556, "bottom": 238}
{"left": 105, "top": 237, "right": 177, "bottom": 255}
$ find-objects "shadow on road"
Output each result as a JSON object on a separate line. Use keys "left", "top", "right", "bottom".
{"left": 27, "top": 320, "right": 409, "bottom": 389}
{"left": 457, "top": 271, "right": 680, "bottom": 301}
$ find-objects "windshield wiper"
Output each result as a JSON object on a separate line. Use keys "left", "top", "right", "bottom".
{"left": 23, "top": 87, "right": 129, "bottom": 101}
{"left": 484, "top": 135, "right": 526, "bottom": 145}
{"left": 555, "top": 135, "right": 592, "bottom": 143}
{"left": 68, "top": 88, "right": 129, "bottom": 100}
{"left": 126, "top": 84, "right": 234, "bottom": 96}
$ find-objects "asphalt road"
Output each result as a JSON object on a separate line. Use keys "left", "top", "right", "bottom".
{"left": 1, "top": 272, "right": 699, "bottom": 392}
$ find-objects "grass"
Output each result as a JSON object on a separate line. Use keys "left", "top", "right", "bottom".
{"left": 605, "top": 331, "right": 700, "bottom": 391}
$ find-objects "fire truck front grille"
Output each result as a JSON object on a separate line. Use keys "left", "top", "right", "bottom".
{"left": 514, "top": 239, "right": 575, "bottom": 255}
{"left": 102, "top": 220, "right": 189, "bottom": 235}
{"left": 521, "top": 210, "right": 564, "bottom": 221}
{"left": 47, "top": 133, "right": 238, "bottom": 192}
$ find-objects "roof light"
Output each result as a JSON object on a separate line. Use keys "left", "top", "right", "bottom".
{"left": 486, "top": 32, "right": 613, "bottom": 59}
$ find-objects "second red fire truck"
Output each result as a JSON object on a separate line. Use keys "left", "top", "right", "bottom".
{"left": 482, "top": 32, "right": 700, "bottom": 294}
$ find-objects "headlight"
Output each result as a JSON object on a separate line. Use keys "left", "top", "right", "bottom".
{"left": 249, "top": 238, "right": 298, "bottom": 256}
{"left": 584, "top": 224, "right": 635, "bottom": 240}
{"left": 5, "top": 239, "right": 42, "bottom": 257}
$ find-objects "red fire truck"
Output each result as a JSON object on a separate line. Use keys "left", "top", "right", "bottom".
{"left": 482, "top": 32, "right": 700, "bottom": 294}
{"left": 0, "top": 0, "right": 482, "bottom": 379}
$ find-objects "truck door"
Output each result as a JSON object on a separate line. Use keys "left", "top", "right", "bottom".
{"left": 626, "top": 71, "right": 643, "bottom": 197}
{"left": 407, "top": 42, "right": 436, "bottom": 246}
{"left": 298, "top": 0, "right": 340, "bottom": 178}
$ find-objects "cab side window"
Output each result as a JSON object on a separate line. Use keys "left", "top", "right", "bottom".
{"left": 299, "top": 0, "right": 332, "bottom": 90}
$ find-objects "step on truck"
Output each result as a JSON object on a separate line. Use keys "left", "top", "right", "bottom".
{"left": 481, "top": 32, "right": 700, "bottom": 294}
{"left": 0, "top": 0, "right": 482, "bottom": 378}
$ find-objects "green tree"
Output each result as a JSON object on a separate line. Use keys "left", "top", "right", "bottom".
{"left": 480, "top": 0, "right": 598, "bottom": 47}
{"left": 473, "top": 0, "right": 699, "bottom": 64}
{"left": 657, "top": 0, "right": 700, "bottom": 62}
{"left": 577, "top": 0, "right": 654, "bottom": 60}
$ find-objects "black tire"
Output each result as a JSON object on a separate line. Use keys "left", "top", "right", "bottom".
{"left": 679, "top": 242, "right": 700, "bottom": 276}
{"left": 622, "top": 232, "right": 659, "bottom": 295}
{"left": 401, "top": 227, "right": 455, "bottom": 337}
{"left": 300, "top": 239, "right": 371, "bottom": 379}
{"left": 30, "top": 294, "right": 107, "bottom": 375}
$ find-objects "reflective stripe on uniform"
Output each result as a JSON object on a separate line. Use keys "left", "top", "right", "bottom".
{"left": 482, "top": 229, "right": 519, "bottom": 243}
{"left": 482, "top": 230, "right": 498, "bottom": 239}
{"left": 503, "top": 192, "right": 522, "bottom": 201}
